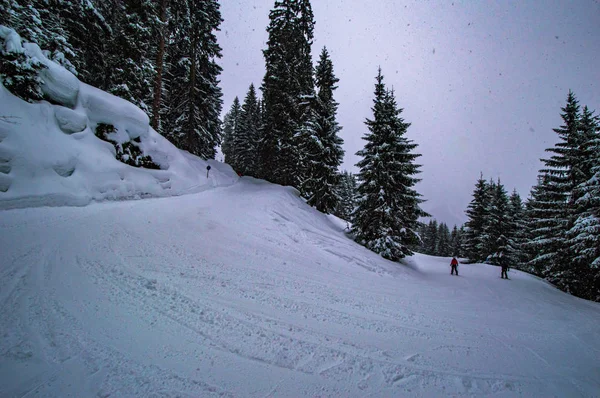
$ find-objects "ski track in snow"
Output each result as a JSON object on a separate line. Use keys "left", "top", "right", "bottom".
{"left": 1, "top": 178, "right": 600, "bottom": 397}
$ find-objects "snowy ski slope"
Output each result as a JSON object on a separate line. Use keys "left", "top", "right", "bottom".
{"left": 1, "top": 178, "right": 599, "bottom": 397}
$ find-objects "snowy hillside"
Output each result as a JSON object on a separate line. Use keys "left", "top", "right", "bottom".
{"left": 0, "top": 26, "right": 237, "bottom": 210}
{"left": 1, "top": 178, "right": 599, "bottom": 397}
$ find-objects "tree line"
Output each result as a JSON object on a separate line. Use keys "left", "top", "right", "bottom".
{"left": 461, "top": 92, "right": 600, "bottom": 301}
{"left": 1, "top": 0, "right": 223, "bottom": 159}
{"left": 417, "top": 220, "right": 464, "bottom": 258}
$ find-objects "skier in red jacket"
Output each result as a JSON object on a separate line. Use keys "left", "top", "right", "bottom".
{"left": 450, "top": 257, "right": 459, "bottom": 276}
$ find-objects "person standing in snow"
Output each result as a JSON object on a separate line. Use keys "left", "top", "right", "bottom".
{"left": 450, "top": 257, "right": 459, "bottom": 275}
{"left": 499, "top": 252, "right": 509, "bottom": 279}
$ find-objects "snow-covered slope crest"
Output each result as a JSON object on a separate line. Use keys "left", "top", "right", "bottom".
{"left": 0, "top": 27, "right": 237, "bottom": 210}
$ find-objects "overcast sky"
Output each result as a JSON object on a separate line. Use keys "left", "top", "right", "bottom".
{"left": 216, "top": 0, "right": 600, "bottom": 226}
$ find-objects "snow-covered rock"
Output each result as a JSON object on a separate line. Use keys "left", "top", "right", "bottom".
{"left": 0, "top": 29, "right": 238, "bottom": 210}
{"left": 54, "top": 106, "right": 87, "bottom": 134}
{"left": 80, "top": 83, "right": 148, "bottom": 140}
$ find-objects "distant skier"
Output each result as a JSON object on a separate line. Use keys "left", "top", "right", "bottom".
{"left": 450, "top": 257, "right": 459, "bottom": 276}
{"left": 499, "top": 252, "right": 509, "bottom": 279}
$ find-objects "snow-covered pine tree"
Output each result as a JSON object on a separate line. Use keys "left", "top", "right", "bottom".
{"left": 236, "top": 84, "right": 262, "bottom": 177}
{"left": 150, "top": 0, "right": 169, "bottom": 131}
{"left": 437, "top": 223, "right": 451, "bottom": 256}
{"left": 422, "top": 220, "right": 438, "bottom": 255}
{"left": 161, "top": 0, "right": 223, "bottom": 159}
{"left": 450, "top": 225, "right": 463, "bottom": 257}
{"left": 352, "top": 69, "right": 427, "bottom": 261}
{"left": 259, "top": 0, "right": 315, "bottom": 186}
{"left": 482, "top": 179, "right": 511, "bottom": 264}
{"left": 463, "top": 174, "right": 489, "bottom": 262}
{"left": 108, "top": 0, "right": 157, "bottom": 113}
{"left": 567, "top": 106, "right": 600, "bottom": 300}
{"left": 528, "top": 92, "right": 583, "bottom": 294}
{"left": 505, "top": 189, "right": 525, "bottom": 266}
{"left": 523, "top": 174, "right": 564, "bottom": 276}
{"left": 221, "top": 97, "right": 242, "bottom": 172}
{"left": 334, "top": 170, "right": 358, "bottom": 222}
{"left": 298, "top": 47, "right": 344, "bottom": 213}
{"left": 63, "top": 0, "right": 113, "bottom": 89}
{"left": 0, "top": 25, "right": 45, "bottom": 102}
{"left": 1, "top": 0, "right": 78, "bottom": 74}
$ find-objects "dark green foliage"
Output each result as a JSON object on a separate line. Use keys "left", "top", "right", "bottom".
{"left": 482, "top": 179, "right": 511, "bottom": 264}
{"left": 95, "top": 123, "right": 160, "bottom": 169}
{"left": 221, "top": 97, "right": 242, "bottom": 171}
{"left": 162, "top": 0, "right": 223, "bottom": 159}
{"left": 236, "top": 84, "right": 262, "bottom": 176}
{"left": 298, "top": 47, "right": 344, "bottom": 213}
{"left": 108, "top": 0, "right": 157, "bottom": 113}
{"left": 450, "top": 225, "right": 463, "bottom": 257}
{"left": 259, "top": 0, "right": 315, "bottom": 186}
{"left": 352, "top": 69, "right": 427, "bottom": 261}
{"left": 463, "top": 174, "right": 489, "bottom": 262}
{"left": 334, "top": 170, "right": 358, "bottom": 222}
{"left": 437, "top": 222, "right": 451, "bottom": 257}
{"left": 422, "top": 220, "right": 438, "bottom": 255}
{"left": 0, "top": 45, "right": 45, "bottom": 102}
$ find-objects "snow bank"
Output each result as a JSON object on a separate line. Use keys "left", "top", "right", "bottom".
{"left": 0, "top": 28, "right": 237, "bottom": 210}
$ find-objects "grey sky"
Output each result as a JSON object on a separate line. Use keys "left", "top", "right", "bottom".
{"left": 216, "top": 0, "right": 600, "bottom": 226}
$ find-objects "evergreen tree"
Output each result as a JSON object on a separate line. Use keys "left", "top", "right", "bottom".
{"left": 259, "top": 0, "right": 315, "bottom": 186}
{"left": 352, "top": 69, "right": 427, "bottom": 261}
{"left": 150, "top": 0, "right": 169, "bottom": 130}
{"left": 236, "top": 84, "right": 262, "bottom": 176}
{"left": 530, "top": 92, "right": 582, "bottom": 293}
{"left": 450, "top": 225, "right": 463, "bottom": 257}
{"left": 463, "top": 174, "right": 489, "bottom": 262}
{"left": 108, "top": 0, "right": 157, "bottom": 113}
{"left": 1, "top": 0, "right": 78, "bottom": 74}
{"left": 0, "top": 26, "right": 45, "bottom": 102}
{"left": 221, "top": 97, "right": 242, "bottom": 171}
{"left": 423, "top": 220, "right": 438, "bottom": 255}
{"left": 162, "top": 0, "right": 223, "bottom": 159}
{"left": 298, "top": 47, "right": 344, "bottom": 213}
{"left": 505, "top": 189, "right": 525, "bottom": 266}
{"left": 437, "top": 223, "right": 451, "bottom": 256}
{"left": 483, "top": 180, "right": 511, "bottom": 264}
{"left": 567, "top": 107, "right": 600, "bottom": 299}
{"left": 334, "top": 170, "right": 358, "bottom": 222}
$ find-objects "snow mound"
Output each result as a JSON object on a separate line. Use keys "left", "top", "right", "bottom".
{"left": 0, "top": 28, "right": 237, "bottom": 210}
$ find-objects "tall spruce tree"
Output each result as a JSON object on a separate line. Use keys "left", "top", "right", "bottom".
{"left": 334, "top": 170, "right": 358, "bottom": 222}
{"left": 298, "top": 47, "right": 344, "bottom": 213}
{"left": 108, "top": 0, "right": 157, "bottom": 112}
{"left": 530, "top": 92, "right": 582, "bottom": 293}
{"left": 236, "top": 84, "right": 262, "bottom": 177}
{"left": 483, "top": 179, "right": 511, "bottom": 264}
{"left": 505, "top": 189, "right": 525, "bottom": 266}
{"left": 450, "top": 225, "right": 463, "bottom": 257}
{"left": 162, "top": 0, "right": 223, "bottom": 159}
{"left": 221, "top": 97, "right": 242, "bottom": 171}
{"left": 150, "top": 0, "right": 169, "bottom": 130}
{"left": 567, "top": 107, "right": 600, "bottom": 300}
{"left": 259, "top": 0, "right": 315, "bottom": 186}
{"left": 437, "top": 223, "right": 451, "bottom": 256}
{"left": 352, "top": 69, "right": 427, "bottom": 261}
{"left": 464, "top": 174, "right": 489, "bottom": 262}
{"left": 423, "top": 220, "right": 438, "bottom": 255}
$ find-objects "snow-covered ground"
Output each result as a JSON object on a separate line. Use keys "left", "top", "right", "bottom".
{"left": 1, "top": 178, "right": 599, "bottom": 397}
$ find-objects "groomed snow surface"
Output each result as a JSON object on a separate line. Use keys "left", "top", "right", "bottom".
{"left": 2, "top": 178, "right": 600, "bottom": 397}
